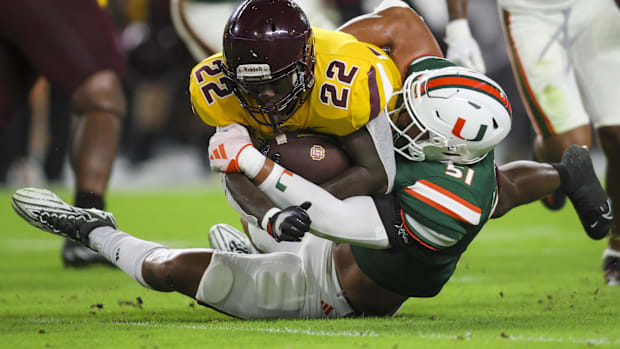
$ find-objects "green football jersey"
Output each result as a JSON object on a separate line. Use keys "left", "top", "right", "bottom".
{"left": 350, "top": 54, "right": 499, "bottom": 297}
{"left": 351, "top": 152, "right": 498, "bottom": 297}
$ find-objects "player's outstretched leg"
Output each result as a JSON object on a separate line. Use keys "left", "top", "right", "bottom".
{"left": 208, "top": 223, "right": 257, "bottom": 254}
{"left": 553, "top": 145, "right": 613, "bottom": 240}
{"left": 12, "top": 187, "right": 187, "bottom": 293}
{"left": 12, "top": 187, "right": 117, "bottom": 244}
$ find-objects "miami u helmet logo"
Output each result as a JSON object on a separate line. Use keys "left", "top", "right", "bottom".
{"left": 451, "top": 117, "right": 488, "bottom": 142}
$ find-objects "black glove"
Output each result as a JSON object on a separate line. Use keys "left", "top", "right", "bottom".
{"left": 267, "top": 201, "right": 312, "bottom": 242}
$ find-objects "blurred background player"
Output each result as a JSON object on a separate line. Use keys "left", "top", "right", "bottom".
{"left": 0, "top": 0, "right": 126, "bottom": 267}
{"left": 114, "top": 0, "right": 203, "bottom": 167}
{"left": 444, "top": 0, "right": 620, "bottom": 285}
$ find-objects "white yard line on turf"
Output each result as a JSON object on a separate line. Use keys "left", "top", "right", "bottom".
{"left": 26, "top": 318, "right": 620, "bottom": 345}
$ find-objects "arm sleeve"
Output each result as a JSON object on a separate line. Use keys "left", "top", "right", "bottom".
{"left": 257, "top": 162, "right": 390, "bottom": 249}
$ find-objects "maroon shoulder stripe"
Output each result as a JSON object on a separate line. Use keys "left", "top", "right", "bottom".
{"left": 367, "top": 46, "right": 384, "bottom": 57}
{"left": 368, "top": 66, "right": 380, "bottom": 120}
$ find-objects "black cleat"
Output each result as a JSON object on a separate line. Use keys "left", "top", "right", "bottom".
{"left": 11, "top": 188, "right": 117, "bottom": 247}
{"left": 555, "top": 145, "right": 612, "bottom": 240}
{"left": 603, "top": 251, "right": 620, "bottom": 286}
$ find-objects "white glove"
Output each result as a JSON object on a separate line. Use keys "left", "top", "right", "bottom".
{"left": 208, "top": 123, "right": 253, "bottom": 173}
{"left": 445, "top": 19, "right": 486, "bottom": 74}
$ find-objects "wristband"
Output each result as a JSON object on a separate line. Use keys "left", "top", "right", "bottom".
{"left": 261, "top": 207, "right": 281, "bottom": 231}
{"left": 238, "top": 146, "right": 267, "bottom": 179}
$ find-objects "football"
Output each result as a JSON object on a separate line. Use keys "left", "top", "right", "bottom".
{"left": 255, "top": 132, "right": 352, "bottom": 184}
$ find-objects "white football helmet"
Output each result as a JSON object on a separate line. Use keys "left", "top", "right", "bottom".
{"left": 389, "top": 65, "right": 512, "bottom": 164}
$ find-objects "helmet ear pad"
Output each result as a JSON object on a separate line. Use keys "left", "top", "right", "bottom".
{"left": 391, "top": 66, "right": 512, "bottom": 164}
{"left": 221, "top": 0, "right": 316, "bottom": 129}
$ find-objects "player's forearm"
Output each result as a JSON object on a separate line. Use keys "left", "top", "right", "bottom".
{"left": 238, "top": 147, "right": 390, "bottom": 248}
{"left": 320, "top": 166, "right": 385, "bottom": 200}
{"left": 222, "top": 173, "right": 277, "bottom": 228}
{"left": 321, "top": 121, "right": 394, "bottom": 199}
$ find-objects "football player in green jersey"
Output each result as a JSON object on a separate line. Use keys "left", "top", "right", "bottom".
{"left": 205, "top": 57, "right": 611, "bottom": 314}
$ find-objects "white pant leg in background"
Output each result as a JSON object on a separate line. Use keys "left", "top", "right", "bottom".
{"left": 500, "top": 3, "right": 587, "bottom": 137}
{"left": 571, "top": 0, "right": 620, "bottom": 128}
{"left": 500, "top": 0, "right": 620, "bottom": 138}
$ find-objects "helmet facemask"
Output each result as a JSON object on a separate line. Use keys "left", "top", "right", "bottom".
{"left": 227, "top": 40, "right": 315, "bottom": 131}
{"left": 222, "top": 1, "right": 316, "bottom": 132}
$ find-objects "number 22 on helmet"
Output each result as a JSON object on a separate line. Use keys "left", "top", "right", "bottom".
{"left": 222, "top": 0, "right": 316, "bottom": 131}
{"left": 389, "top": 65, "right": 512, "bottom": 164}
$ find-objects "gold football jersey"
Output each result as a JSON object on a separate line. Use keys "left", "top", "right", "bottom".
{"left": 189, "top": 28, "right": 402, "bottom": 137}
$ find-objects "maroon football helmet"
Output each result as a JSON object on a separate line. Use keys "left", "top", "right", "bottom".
{"left": 222, "top": 0, "right": 316, "bottom": 131}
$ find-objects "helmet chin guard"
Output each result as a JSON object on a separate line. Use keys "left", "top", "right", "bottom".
{"left": 222, "top": 0, "right": 316, "bottom": 131}
{"left": 389, "top": 66, "right": 512, "bottom": 164}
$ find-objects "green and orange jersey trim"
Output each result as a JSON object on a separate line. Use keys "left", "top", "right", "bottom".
{"left": 399, "top": 178, "right": 484, "bottom": 251}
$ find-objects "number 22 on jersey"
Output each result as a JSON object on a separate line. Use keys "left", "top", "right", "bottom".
{"left": 194, "top": 59, "right": 233, "bottom": 105}
{"left": 319, "top": 60, "right": 359, "bottom": 110}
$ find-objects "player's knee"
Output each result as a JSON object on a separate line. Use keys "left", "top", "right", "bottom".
{"left": 72, "top": 70, "right": 126, "bottom": 119}
{"left": 195, "top": 254, "right": 235, "bottom": 304}
{"left": 598, "top": 126, "right": 620, "bottom": 155}
{"left": 142, "top": 258, "right": 178, "bottom": 292}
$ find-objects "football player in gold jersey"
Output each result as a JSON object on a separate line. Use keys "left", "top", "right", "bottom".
{"left": 189, "top": 0, "right": 436, "bottom": 246}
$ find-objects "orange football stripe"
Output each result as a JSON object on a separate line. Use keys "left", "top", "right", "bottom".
{"left": 405, "top": 187, "right": 472, "bottom": 224}
{"left": 426, "top": 76, "right": 512, "bottom": 115}
{"left": 418, "top": 180, "right": 481, "bottom": 213}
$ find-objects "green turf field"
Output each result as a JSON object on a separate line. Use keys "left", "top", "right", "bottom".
{"left": 1, "top": 186, "right": 619, "bottom": 348}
